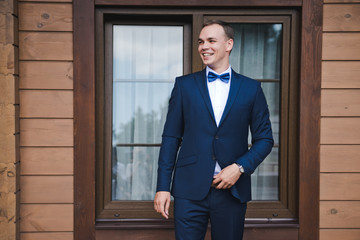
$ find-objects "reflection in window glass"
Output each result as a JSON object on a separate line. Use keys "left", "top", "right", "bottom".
{"left": 230, "top": 23, "right": 282, "bottom": 200}
{"left": 112, "top": 25, "right": 183, "bottom": 200}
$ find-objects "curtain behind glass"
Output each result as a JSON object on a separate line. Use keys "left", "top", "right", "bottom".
{"left": 112, "top": 25, "right": 183, "bottom": 200}
{"left": 230, "top": 24, "right": 282, "bottom": 200}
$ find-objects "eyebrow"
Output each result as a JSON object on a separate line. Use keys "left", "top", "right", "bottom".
{"left": 198, "top": 37, "right": 217, "bottom": 42}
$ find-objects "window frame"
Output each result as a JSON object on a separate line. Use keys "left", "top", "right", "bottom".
{"left": 95, "top": 8, "right": 300, "bottom": 221}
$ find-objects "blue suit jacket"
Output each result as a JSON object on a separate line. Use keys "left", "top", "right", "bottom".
{"left": 156, "top": 69, "right": 274, "bottom": 203}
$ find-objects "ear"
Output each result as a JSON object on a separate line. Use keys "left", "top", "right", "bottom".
{"left": 226, "top": 38, "right": 234, "bottom": 52}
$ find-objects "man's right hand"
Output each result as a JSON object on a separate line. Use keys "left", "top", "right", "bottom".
{"left": 154, "top": 191, "right": 171, "bottom": 219}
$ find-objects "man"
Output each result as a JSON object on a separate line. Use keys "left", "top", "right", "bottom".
{"left": 154, "top": 20, "right": 273, "bottom": 240}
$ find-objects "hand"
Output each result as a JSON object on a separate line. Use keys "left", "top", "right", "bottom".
{"left": 212, "top": 163, "right": 242, "bottom": 189}
{"left": 154, "top": 191, "right": 171, "bottom": 219}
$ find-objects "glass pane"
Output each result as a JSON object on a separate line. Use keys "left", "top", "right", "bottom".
{"left": 230, "top": 23, "right": 282, "bottom": 200}
{"left": 230, "top": 24, "right": 282, "bottom": 80}
{"left": 112, "top": 25, "right": 183, "bottom": 201}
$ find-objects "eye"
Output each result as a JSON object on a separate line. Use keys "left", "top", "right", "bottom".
{"left": 198, "top": 40, "right": 204, "bottom": 45}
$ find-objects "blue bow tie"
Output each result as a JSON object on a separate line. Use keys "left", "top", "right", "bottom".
{"left": 207, "top": 72, "right": 230, "bottom": 83}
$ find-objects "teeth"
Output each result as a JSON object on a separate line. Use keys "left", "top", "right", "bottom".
{"left": 203, "top": 53, "right": 212, "bottom": 56}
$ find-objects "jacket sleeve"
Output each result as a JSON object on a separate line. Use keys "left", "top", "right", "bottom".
{"left": 156, "top": 77, "right": 184, "bottom": 192}
{"left": 236, "top": 83, "right": 274, "bottom": 175}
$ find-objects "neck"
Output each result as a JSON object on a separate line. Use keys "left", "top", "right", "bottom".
{"left": 208, "top": 63, "right": 230, "bottom": 74}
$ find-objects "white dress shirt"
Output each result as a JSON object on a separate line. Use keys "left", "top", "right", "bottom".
{"left": 206, "top": 66, "right": 232, "bottom": 176}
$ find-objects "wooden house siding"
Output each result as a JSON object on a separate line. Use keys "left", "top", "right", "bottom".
{"left": 320, "top": 1, "right": 360, "bottom": 240}
{"left": 18, "top": 1, "right": 74, "bottom": 239}
{"left": 0, "top": 0, "right": 19, "bottom": 238}
{"left": 0, "top": 0, "right": 356, "bottom": 239}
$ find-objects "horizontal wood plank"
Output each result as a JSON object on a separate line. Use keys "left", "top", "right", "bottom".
{"left": 322, "top": 61, "right": 360, "bottom": 88}
{"left": 95, "top": 0, "right": 302, "bottom": 6}
{"left": 20, "top": 90, "right": 73, "bottom": 118}
{"left": 320, "top": 145, "right": 360, "bottom": 172}
{"left": 324, "top": 4, "right": 360, "bottom": 31}
{"left": 20, "top": 204, "right": 73, "bottom": 232}
{"left": 21, "top": 176, "right": 73, "bottom": 203}
{"left": 321, "top": 90, "right": 360, "bottom": 116}
{"left": 21, "top": 232, "right": 73, "bottom": 240}
{"left": 320, "top": 173, "right": 360, "bottom": 200}
{"left": 20, "top": 147, "right": 73, "bottom": 175}
{"left": 321, "top": 118, "right": 360, "bottom": 144}
{"left": 0, "top": 13, "right": 18, "bottom": 45}
{"left": 19, "top": 32, "right": 72, "bottom": 60}
{"left": 323, "top": 33, "right": 360, "bottom": 60}
{"left": 19, "top": 61, "right": 73, "bottom": 90}
{"left": 19, "top": 3, "right": 72, "bottom": 31}
{"left": 0, "top": 44, "right": 16, "bottom": 75}
{"left": 19, "top": 0, "right": 72, "bottom": 2}
{"left": 324, "top": 0, "right": 360, "bottom": 2}
{"left": 320, "top": 229, "right": 360, "bottom": 240}
{"left": 20, "top": 119, "right": 73, "bottom": 146}
{"left": 320, "top": 201, "right": 360, "bottom": 228}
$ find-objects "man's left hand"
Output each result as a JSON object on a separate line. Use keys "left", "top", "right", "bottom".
{"left": 212, "top": 163, "right": 242, "bottom": 189}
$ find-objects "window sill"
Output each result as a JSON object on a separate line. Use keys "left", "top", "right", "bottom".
{"left": 95, "top": 218, "right": 299, "bottom": 230}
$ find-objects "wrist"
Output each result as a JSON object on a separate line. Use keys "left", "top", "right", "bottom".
{"left": 235, "top": 163, "right": 244, "bottom": 174}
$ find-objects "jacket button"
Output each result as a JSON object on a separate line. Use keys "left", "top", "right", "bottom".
{"left": 212, "top": 156, "right": 216, "bottom": 160}
{"left": 215, "top": 136, "right": 219, "bottom": 139}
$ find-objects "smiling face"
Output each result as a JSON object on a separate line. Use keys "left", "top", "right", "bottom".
{"left": 198, "top": 24, "right": 234, "bottom": 73}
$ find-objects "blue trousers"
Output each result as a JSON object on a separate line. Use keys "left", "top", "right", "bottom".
{"left": 174, "top": 187, "right": 247, "bottom": 240}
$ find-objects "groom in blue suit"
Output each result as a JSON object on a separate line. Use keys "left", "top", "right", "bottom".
{"left": 154, "top": 20, "right": 274, "bottom": 240}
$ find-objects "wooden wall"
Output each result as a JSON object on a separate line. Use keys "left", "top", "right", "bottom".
{"left": 4, "top": 0, "right": 358, "bottom": 239}
{"left": 0, "top": 0, "right": 20, "bottom": 239}
{"left": 18, "top": 0, "right": 74, "bottom": 239}
{"left": 320, "top": 1, "right": 360, "bottom": 239}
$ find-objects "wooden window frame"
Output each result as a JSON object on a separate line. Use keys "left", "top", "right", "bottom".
{"left": 74, "top": 0, "right": 321, "bottom": 239}
{"left": 95, "top": 9, "right": 299, "bottom": 222}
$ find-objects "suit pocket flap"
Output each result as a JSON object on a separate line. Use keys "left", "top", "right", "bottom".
{"left": 176, "top": 155, "right": 197, "bottom": 168}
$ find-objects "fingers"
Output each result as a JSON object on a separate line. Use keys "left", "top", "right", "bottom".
{"left": 154, "top": 192, "right": 170, "bottom": 219}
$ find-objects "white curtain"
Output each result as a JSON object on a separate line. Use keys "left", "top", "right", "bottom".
{"left": 230, "top": 24, "right": 281, "bottom": 200}
{"left": 112, "top": 25, "right": 183, "bottom": 200}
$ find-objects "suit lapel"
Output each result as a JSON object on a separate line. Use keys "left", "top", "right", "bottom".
{"left": 195, "top": 69, "right": 216, "bottom": 124}
{"left": 218, "top": 70, "right": 243, "bottom": 127}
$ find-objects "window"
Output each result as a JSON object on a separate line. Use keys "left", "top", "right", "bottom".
{"left": 96, "top": 10, "right": 299, "bottom": 221}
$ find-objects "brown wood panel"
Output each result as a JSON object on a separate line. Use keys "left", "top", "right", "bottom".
{"left": 21, "top": 232, "right": 73, "bottom": 240}
{"left": 19, "top": 0, "right": 71, "bottom": 2}
{"left": 320, "top": 229, "right": 360, "bottom": 240}
{"left": 19, "top": 3, "right": 72, "bottom": 31}
{"left": 0, "top": 104, "right": 17, "bottom": 164}
{"left": 325, "top": 0, "right": 360, "bottom": 2}
{"left": 20, "top": 204, "right": 73, "bottom": 231}
{"left": 322, "top": 61, "right": 360, "bottom": 88}
{"left": 74, "top": 0, "right": 96, "bottom": 239}
{"left": 0, "top": 44, "right": 16, "bottom": 75}
{"left": 0, "top": 13, "right": 18, "bottom": 45}
{"left": 321, "top": 118, "right": 360, "bottom": 144}
{"left": 299, "top": 0, "right": 322, "bottom": 239}
{"left": 320, "top": 201, "right": 360, "bottom": 228}
{"left": 323, "top": 4, "right": 360, "bottom": 31}
{"left": 96, "top": 227, "right": 298, "bottom": 240}
{"left": 19, "top": 32, "right": 73, "bottom": 60}
{"left": 20, "top": 61, "right": 73, "bottom": 90}
{"left": 20, "top": 147, "right": 73, "bottom": 175}
{"left": 321, "top": 90, "right": 360, "bottom": 116}
{"left": 20, "top": 176, "right": 73, "bottom": 203}
{"left": 20, "top": 119, "right": 73, "bottom": 146}
{"left": 0, "top": 75, "right": 18, "bottom": 105}
{"left": 95, "top": 0, "right": 302, "bottom": 6}
{"left": 323, "top": 33, "right": 360, "bottom": 60}
{"left": 20, "top": 90, "right": 73, "bottom": 118}
{"left": 320, "top": 145, "right": 360, "bottom": 172}
{"left": 320, "top": 173, "right": 360, "bottom": 200}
